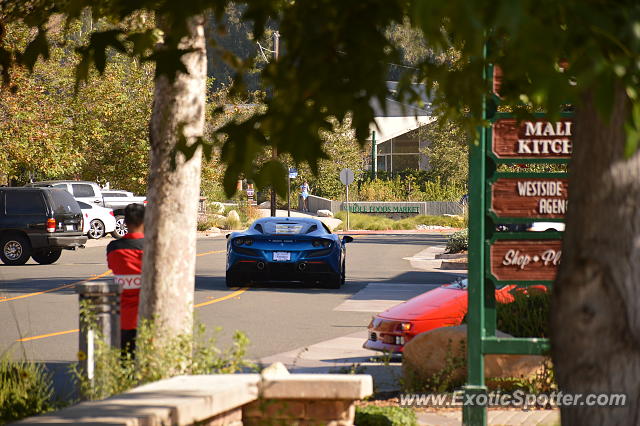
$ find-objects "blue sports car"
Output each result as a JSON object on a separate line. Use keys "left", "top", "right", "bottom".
{"left": 226, "top": 217, "right": 354, "bottom": 288}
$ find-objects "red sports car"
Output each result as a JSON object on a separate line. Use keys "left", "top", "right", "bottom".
{"left": 363, "top": 278, "right": 528, "bottom": 353}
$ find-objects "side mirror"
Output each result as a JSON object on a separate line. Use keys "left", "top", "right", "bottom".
{"left": 225, "top": 233, "right": 231, "bottom": 239}
{"left": 342, "top": 236, "right": 354, "bottom": 243}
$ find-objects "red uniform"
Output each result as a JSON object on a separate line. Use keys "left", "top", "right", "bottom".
{"left": 106, "top": 233, "right": 144, "bottom": 330}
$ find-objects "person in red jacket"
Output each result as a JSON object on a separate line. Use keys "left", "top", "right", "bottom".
{"left": 106, "top": 203, "right": 145, "bottom": 356}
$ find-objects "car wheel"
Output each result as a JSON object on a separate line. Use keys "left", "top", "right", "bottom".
{"left": 88, "top": 219, "right": 106, "bottom": 239}
{"left": 0, "top": 234, "right": 32, "bottom": 265}
{"left": 31, "top": 249, "right": 62, "bottom": 265}
{"left": 113, "top": 216, "right": 127, "bottom": 238}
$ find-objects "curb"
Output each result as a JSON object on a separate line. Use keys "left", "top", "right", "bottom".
{"left": 440, "top": 261, "right": 468, "bottom": 270}
{"left": 335, "top": 228, "right": 461, "bottom": 235}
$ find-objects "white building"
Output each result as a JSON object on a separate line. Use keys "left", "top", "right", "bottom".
{"left": 368, "top": 82, "right": 436, "bottom": 173}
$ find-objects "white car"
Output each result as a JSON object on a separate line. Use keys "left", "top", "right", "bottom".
{"left": 528, "top": 222, "right": 565, "bottom": 232}
{"left": 78, "top": 201, "right": 118, "bottom": 239}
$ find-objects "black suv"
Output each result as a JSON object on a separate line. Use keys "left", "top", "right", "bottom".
{"left": 0, "top": 188, "right": 87, "bottom": 265}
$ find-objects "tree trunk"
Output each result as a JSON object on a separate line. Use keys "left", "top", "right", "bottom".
{"left": 139, "top": 15, "right": 206, "bottom": 339}
{"left": 552, "top": 86, "right": 640, "bottom": 424}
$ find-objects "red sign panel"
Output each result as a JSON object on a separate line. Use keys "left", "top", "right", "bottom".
{"left": 490, "top": 240, "right": 562, "bottom": 281}
{"left": 491, "top": 178, "right": 568, "bottom": 219}
{"left": 492, "top": 118, "right": 573, "bottom": 159}
{"left": 493, "top": 66, "right": 503, "bottom": 97}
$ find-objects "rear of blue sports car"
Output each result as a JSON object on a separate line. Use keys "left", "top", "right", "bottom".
{"left": 226, "top": 217, "right": 350, "bottom": 288}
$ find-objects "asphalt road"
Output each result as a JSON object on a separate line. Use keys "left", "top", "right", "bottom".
{"left": 0, "top": 232, "right": 458, "bottom": 394}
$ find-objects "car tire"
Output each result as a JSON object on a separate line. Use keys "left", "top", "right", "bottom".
{"left": 113, "top": 216, "right": 127, "bottom": 238}
{"left": 340, "top": 258, "right": 346, "bottom": 285}
{"left": 88, "top": 219, "right": 106, "bottom": 239}
{"left": 31, "top": 248, "right": 62, "bottom": 265}
{"left": 0, "top": 234, "right": 32, "bottom": 265}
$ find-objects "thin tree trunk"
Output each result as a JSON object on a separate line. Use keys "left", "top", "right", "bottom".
{"left": 139, "top": 15, "right": 206, "bottom": 339}
{"left": 552, "top": 86, "right": 640, "bottom": 424}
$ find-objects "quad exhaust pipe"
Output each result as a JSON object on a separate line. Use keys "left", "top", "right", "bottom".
{"left": 256, "top": 261, "right": 265, "bottom": 270}
{"left": 298, "top": 262, "right": 307, "bottom": 272}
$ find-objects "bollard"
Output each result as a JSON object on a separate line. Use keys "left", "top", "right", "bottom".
{"left": 77, "top": 280, "right": 120, "bottom": 379}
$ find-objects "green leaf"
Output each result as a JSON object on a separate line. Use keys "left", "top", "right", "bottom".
{"left": 624, "top": 102, "right": 640, "bottom": 158}
{"left": 89, "top": 30, "right": 127, "bottom": 74}
{"left": 127, "top": 29, "right": 163, "bottom": 58}
{"left": 254, "top": 160, "right": 287, "bottom": 197}
{"left": 0, "top": 47, "right": 12, "bottom": 86}
{"left": 146, "top": 47, "right": 195, "bottom": 81}
{"left": 20, "top": 29, "right": 50, "bottom": 72}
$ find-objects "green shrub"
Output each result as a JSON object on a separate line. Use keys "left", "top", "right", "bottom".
{"left": 71, "top": 307, "right": 254, "bottom": 401}
{"left": 445, "top": 228, "right": 468, "bottom": 253}
{"left": 0, "top": 355, "right": 57, "bottom": 422}
{"left": 223, "top": 211, "right": 242, "bottom": 230}
{"left": 356, "top": 175, "right": 466, "bottom": 202}
{"left": 197, "top": 214, "right": 225, "bottom": 231}
{"left": 355, "top": 405, "right": 417, "bottom": 426}
{"left": 496, "top": 289, "right": 550, "bottom": 338}
{"left": 490, "top": 359, "right": 557, "bottom": 395}
{"left": 334, "top": 212, "right": 464, "bottom": 230}
{"left": 358, "top": 178, "right": 404, "bottom": 201}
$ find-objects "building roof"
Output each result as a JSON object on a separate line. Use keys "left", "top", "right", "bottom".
{"left": 368, "top": 82, "right": 435, "bottom": 143}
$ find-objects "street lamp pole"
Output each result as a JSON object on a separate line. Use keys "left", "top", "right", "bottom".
{"left": 371, "top": 130, "right": 377, "bottom": 179}
{"left": 270, "top": 31, "right": 280, "bottom": 217}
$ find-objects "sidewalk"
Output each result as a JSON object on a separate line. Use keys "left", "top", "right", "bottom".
{"left": 417, "top": 410, "right": 560, "bottom": 425}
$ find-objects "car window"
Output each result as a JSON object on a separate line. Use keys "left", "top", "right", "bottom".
{"left": 72, "top": 184, "right": 95, "bottom": 197}
{"left": 321, "top": 223, "right": 332, "bottom": 234}
{"left": 53, "top": 184, "right": 67, "bottom": 190}
{"left": 77, "top": 201, "right": 91, "bottom": 209}
{"left": 5, "top": 191, "right": 46, "bottom": 215}
{"left": 444, "top": 278, "right": 468, "bottom": 290}
{"left": 49, "top": 189, "right": 81, "bottom": 214}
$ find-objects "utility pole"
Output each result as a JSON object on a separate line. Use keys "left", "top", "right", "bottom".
{"left": 270, "top": 31, "right": 280, "bottom": 217}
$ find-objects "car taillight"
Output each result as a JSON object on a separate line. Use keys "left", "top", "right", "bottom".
{"left": 312, "top": 239, "right": 331, "bottom": 247}
{"left": 400, "top": 323, "right": 412, "bottom": 331}
{"left": 109, "top": 211, "right": 114, "bottom": 216}
{"left": 46, "top": 218, "right": 56, "bottom": 233}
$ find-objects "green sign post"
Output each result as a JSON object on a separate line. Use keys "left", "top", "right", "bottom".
{"left": 463, "top": 61, "right": 572, "bottom": 424}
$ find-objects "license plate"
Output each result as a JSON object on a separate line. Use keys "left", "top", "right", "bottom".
{"left": 273, "top": 251, "right": 290, "bottom": 261}
{"left": 66, "top": 224, "right": 74, "bottom": 231}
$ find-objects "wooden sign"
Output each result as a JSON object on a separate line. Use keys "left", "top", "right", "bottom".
{"left": 490, "top": 240, "right": 562, "bottom": 281}
{"left": 493, "top": 66, "right": 503, "bottom": 96}
{"left": 491, "top": 178, "right": 568, "bottom": 219}
{"left": 492, "top": 118, "right": 573, "bottom": 159}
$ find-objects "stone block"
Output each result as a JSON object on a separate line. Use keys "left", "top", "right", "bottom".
{"left": 243, "top": 400, "right": 306, "bottom": 419}
{"left": 305, "top": 400, "right": 354, "bottom": 421}
{"left": 258, "top": 374, "right": 373, "bottom": 400}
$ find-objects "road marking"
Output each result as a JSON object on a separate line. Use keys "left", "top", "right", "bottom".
{"left": 13, "top": 249, "right": 244, "bottom": 342}
{"left": 194, "top": 288, "right": 248, "bottom": 308}
{"left": 196, "top": 249, "right": 226, "bottom": 257}
{"left": 16, "top": 329, "right": 80, "bottom": 342}
{"left": 16, "top": 287, "right": 249, "bottom": 342}
{"left": 0, "top": 270, "right": 112, "bottom": 303}
{"left": 2, "top": 249, "right": 226, "bottom": 304}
